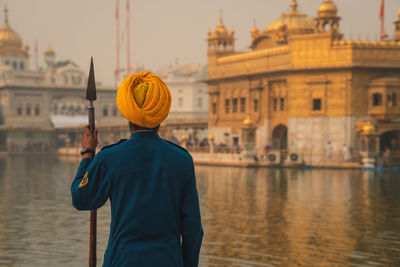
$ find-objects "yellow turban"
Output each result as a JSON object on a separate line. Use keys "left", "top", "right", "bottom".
{"left": 117, "top": 71, "right": 171, "bottom": 128}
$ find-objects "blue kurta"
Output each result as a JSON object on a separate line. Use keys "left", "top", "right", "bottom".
{"left": 71, "top": 131, "right": 203, "bottom": 267}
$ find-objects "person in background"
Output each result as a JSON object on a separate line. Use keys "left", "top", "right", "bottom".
{"left": 71, "top": 72, "right": 203, "bottom": 267}
{"left": 326, "top": 141, "right": 333, "bottom": 161}
{"left": 384, "top": 146, "right": 391, "bottom": 166}
{"left": 264, "top": 143, "right": 271, "bottom": 160}
{"left": 342, "top": 144, "right": 352, "bottom": 162}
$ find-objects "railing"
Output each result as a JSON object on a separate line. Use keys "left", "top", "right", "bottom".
{"left": 376, "top": 151, "right": 400, "bottom": 167}
{"left": 165, "top": 111, "right": 208, "bottom": 122}
{"left": 187, "top": 146, "right": 210, "bottom": 153}
{"left": 187, "top": 145, "right": 242, "bottom": 154}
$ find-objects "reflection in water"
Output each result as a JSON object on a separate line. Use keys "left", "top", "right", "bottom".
{"left": 197, "top": 167, "right": 400, "bottom": 267}
{"left": 0, "top": 156, "right": 399, "bottom": 266}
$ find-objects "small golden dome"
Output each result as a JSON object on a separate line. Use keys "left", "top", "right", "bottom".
{"left": 208, "top": 134, "right": 215, "bottom": 141}
{"left": 290, "top": 0, "right": 298, "bottom": 12}
{"left": 250, "top": 28, "right": 259, "bottom": 39}
{"left": 243, "top": 115, "right": 254, "bottom": 126}
{"left": 45, "top": 46, "right": 55, "bottom": 54}
{"left": 250, "top": 26, "right": 259, "bottom": 34}
{"left": 318, "top": 0, "right": 338, "bottom": 18}
{"left": 250, "top": 19, "right": 259, "bottom": 38}
{"left": 265, "top": 1, "right": 315, "bottom": 35}
{"left": 209, "top": 10, "right": 231, "bottom": 39}
{"left": 0, "top": 24, "right": 22, "bottom": 48}
{"left": 213, "top": 21, "right": 228, "bottom": 36}
{"left": 363, "top": 121, "right": 376, "bottom": 134}
{"left": 0, "top": 5, "right": 22, "bottom": 48}
{"left": 181, "top": 135, "right": 187, "bottom": 141}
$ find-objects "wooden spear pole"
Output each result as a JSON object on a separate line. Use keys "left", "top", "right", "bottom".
{"left": 86, "top": 57, "right": 97, "bottom": 267}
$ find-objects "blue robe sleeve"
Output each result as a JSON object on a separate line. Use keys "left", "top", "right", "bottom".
{"left": 181, "top": 162, "right": 203, "bottom": 267}
{"left": 71, "top": 155, "right": 110, "bottom": 211}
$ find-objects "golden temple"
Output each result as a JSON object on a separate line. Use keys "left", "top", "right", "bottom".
{"left": 205, "top": 0, "right": 400, "bottom": 165}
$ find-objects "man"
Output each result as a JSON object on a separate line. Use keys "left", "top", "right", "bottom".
{"left": 71, "top": 72, "right": 203, "bottom": 267}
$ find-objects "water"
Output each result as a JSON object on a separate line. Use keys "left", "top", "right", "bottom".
{"left": 0, "top": 155, "right": 400, "bottom": 267}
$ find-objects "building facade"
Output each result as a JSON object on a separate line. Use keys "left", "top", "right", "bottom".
{"left": 156, "top": 62, "right": 208, "bottom": 145}
{"left": 205, "top": 0, "right": 400, "bottom": 164}
{"left": 0, "top": 5, "right": 128, "bottom": 152}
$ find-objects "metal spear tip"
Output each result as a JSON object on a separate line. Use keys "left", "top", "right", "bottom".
{"left": 86, "top": 56, "right": 97, "bottom": 101}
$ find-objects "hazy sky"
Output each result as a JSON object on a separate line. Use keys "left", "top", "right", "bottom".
{"left": 5, "top": 0, "right": 400, "bottom": 86}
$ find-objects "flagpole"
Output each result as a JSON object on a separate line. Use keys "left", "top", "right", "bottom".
{"left": 380, "top": 0, "right": 385, "bottom": 41}
{"left": 116, "top": 0, "right": 120, "bottom": 83}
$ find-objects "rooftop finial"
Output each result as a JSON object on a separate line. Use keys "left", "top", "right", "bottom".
{"left": 253, "top": 19, "right": 257, "bottom": 28}
{"left": 290, "top": 0, "right": 298, "bottom": 12}
{"left": 219, "top": 9, "right": 223, "bottom": 24}
{"left": 4, "top": 4, "right": 9, "bottom": 25}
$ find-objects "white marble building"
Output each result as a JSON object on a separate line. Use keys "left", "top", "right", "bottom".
{"left": 0, "top": 6, "right": 127, "bottom": 152}
{"left": 156, "top": 62, "right": 208, "bottom": 145}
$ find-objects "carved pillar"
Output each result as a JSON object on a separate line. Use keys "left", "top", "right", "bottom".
{"left": 359, "top": 120, "right": 378, "bottom": 168}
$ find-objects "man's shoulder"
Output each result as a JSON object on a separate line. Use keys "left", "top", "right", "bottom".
{"left": 162, "top": 139, "right": 192, "bottom": 160}
{"left": 164, "top": 140, "right": 189, "bottom": 153}
{"left": 100, "top": 139, "right": 128, "bottom": 153}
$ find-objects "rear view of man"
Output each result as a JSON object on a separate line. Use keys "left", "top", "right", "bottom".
{"left": 71, "top": 72, "right": 203, "bottom": 267}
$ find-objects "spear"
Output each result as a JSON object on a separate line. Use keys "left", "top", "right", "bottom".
{"left": 86, "top": 57, "right": 97, "bottom": 267}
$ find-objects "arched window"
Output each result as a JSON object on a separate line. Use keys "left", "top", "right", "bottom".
{"left": 20, "top": 62, "right": 24, "bottom": 70}
{"left": 53, "top": 105, "right": 58, "bottom": 114}
{"left": 12, "top": 61, "right": 17, "bottom": 70}
{"left": 103, "top": 106, "right": 108, "bottom": 117}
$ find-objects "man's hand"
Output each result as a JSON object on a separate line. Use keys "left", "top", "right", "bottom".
{"left": 81, "top": 126, "right": 98, "bottom": 159}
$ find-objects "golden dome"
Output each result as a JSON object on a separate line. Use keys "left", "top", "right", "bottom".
{"left": 250, "top": 26, "right": 259, "bottom": 37}
{"left": 214, "top": 22, "right": 227, "bottom": 35}
{"left": 243, "top": 115, "right": 254, "bottom": 126}
{"left": 0, "top": 5, "right": 27, "bottom": 58}
{"left": 209, "top": 10, "right": 231, "bottom": 38}
{"left": 363, "top": 121, "right": 376, "bottom": 134}
{"left": 0, "top": 24, "right": 22, "bottom": 48}
{"left": 45, "top": 46, "right": 55, "bottom": 54}
{"left": 265, "top": 1, "right": 315, "bottom": 35}
{"left": 212, "top": 17, "right": 228, "bottom": 37}
{"left": 250, "top": 20, "right": 259, "bottom": 38}
{"left": 0, "top": 5, "right": 22, "bottom": 48}
{"left": 318, "top": 0, "right": 338, "bottom": 18}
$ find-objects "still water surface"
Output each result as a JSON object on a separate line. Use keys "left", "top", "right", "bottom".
{"left": 0, "top": 155, "right": 399, "bottom": 267}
